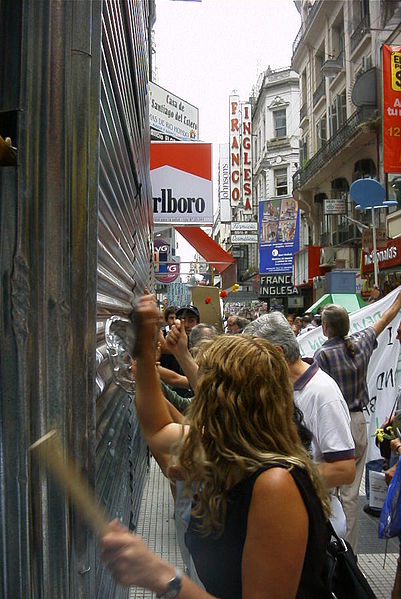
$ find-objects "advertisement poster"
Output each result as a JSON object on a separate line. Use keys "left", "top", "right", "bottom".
{"left": 154, "top": 238, "right": 179, "bottom": 284}
{"left": 259, "top": 198, "right": 300, "bottom": 273}
{"left": 383, "top": 45, "right": 401, "bottom": 174}
{"left": 151, "top": 142, "right": 213, "bottom": 225}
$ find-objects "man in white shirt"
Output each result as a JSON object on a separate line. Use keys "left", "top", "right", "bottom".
{"left": 244, "top": 312, "right": 356, "bottom": 536}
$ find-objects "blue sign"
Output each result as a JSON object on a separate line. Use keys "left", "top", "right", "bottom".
{"left": 259, "top": 198, "right": 300, "bottom": 274}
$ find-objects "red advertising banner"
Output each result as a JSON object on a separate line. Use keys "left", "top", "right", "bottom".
{"left": 383, "top": 45, "right": 401, "bottom": 174}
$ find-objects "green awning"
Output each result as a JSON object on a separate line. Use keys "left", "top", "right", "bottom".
{"left": 307, "top": 293, "right": 368, "bottom": 314}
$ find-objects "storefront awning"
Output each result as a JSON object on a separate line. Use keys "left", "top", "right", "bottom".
{"left": 175, "top": 226, "right": 236, "bottom": 274}
{"left": 307, "top": 293, "right": 368, "bottom": 314}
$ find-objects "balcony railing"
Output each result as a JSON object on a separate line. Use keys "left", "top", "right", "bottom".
{"left": 300, "top": 102, "right": 307, "bottom": 122}
{"left": 313, "top": 79, "right": 325, "bottom": 107}
{"left": 351, "top": 13, "right": 370, "bottom": 53}
{"left": 332, "top": 224, "right": 359, "bottom": 246}
{"left": 292, "top": 0, "right": 323, "bottom": 57}
{"left": 293, "top": 106, "right": 377, "bottom": 190}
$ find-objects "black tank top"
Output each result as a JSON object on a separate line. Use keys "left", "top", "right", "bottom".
{"left": 185, "top": 464, "right": 330, "bottom": 599}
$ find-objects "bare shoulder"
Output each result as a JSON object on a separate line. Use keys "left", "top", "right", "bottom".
{"left": 247, "top": 466, "right": 308, "bottom": 542}
{"left": 252, "top": 466, "right": 300, "bottom": 500}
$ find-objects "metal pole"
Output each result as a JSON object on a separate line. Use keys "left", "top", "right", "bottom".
{"left": 371, "top": 207, "right": 379, "bottom": 288}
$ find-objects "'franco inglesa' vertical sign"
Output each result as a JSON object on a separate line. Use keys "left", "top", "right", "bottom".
{"left": 229, "top": 96, "right": 253, "bottom": 214}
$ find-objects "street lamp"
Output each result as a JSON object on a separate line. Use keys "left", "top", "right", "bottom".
{"left": 349, "top": 178, "right": 397, "bottom": 288}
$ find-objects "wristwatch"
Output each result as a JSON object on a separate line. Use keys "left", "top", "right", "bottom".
{"left": 156, "top": 568, "right": 183, "bottom": 598}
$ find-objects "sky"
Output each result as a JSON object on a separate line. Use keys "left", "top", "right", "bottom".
{"left": 153, "top": 0, "right": 301, "bottom": 270}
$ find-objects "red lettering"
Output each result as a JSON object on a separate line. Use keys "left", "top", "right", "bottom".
{"left": 244, "top": 197, "right": 251, "bottom": 210}
{"left": 243, "top": 105, "right": 249, "bottom": 119}
{"left": 243, "top": 137, "right": 250, "bottom": 150}
{"left": 231, "top": 101, "right": 238, "bottom": 115}
{"left": 243, "top": 121, "right": 251, "bottom": 135}
{"left": 231, "top": 153, "right": 240, "bottom": 167}
{"left": 232, "top": 188, "right": 240, "bottom": 200}
{"left": 244, "top": 169, "right": 251, "bottom": 181}
{"left": 231, "top": 118, "right": 239, "bottom": 132}
{"left": 232, "top": 171, "right": 240, "bottom": 183}
{"left": 231, "top": 136, "right": 239, "bottom": 149}
{"left": 244, "top": 182, "right": 252, "bottom": 195}
{"left": 243, "top": 152, "right": 251, "bottom": 164}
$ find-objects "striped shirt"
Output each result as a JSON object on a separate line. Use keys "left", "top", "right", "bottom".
{"left": 314, "top": 327, "right": 377, "bottom": 411}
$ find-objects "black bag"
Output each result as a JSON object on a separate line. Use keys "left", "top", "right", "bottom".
{"left": 325, "top": 522, "right": 377, "bottom": 599}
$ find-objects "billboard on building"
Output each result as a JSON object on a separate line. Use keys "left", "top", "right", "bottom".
{"left": 149, "top": 82, "right": 199, "bottom": 141}
{"left": 154, "top": 238, "right": 180, "bottom": 283}
{"left": 150, "top": 142, "right": 213, "bottom": 225}
{"left": 383, "top": 45, "right": 401, "bottom": 174}
{"left": 228, "top": 96, "right": 253, "bottom": 213}
{"left": 258, "top": 198, "right": 300, "bottom": 273}
{"left": 219, "top": 144, "right": 231, "bottom": 223}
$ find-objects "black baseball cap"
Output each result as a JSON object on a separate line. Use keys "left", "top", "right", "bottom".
{"left": 176, "top": 305, "right": 200, "bottom": 322}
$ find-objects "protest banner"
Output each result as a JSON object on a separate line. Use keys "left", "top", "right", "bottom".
{"left": 298, "top": 287, "right": 401, "bottom": 462}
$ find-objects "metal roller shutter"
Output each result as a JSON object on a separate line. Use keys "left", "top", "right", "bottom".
{"left": 96, "top": 1, "right": 155, "bottom": 597}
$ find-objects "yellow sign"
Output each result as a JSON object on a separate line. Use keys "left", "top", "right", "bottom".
{"left": 390, "top": 50, "right": 401, "bottom": 92}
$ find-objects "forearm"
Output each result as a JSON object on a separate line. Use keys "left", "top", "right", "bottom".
{"left": 158, "top": 366, "right": 190, "bottom": 389}
{"left": 135, "top": 348, "right": 173, "bottom": 439}
{"left": 101, "top": 524, "right": 215, "bottom": 597}
{"left": 175, "top": 351, "right": 199, "bottom": 392}
{"left": 166, "top": 399, "right": 186, "bottom": 423}
{"left": 374, "top": 294, "right": 401, "bottom": 336}
{"left": 317, "top": 458, "right": 356, "bottom": 487}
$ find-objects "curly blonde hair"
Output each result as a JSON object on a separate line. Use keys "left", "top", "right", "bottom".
{"left": 174, "top": 335, "right": 330, "bottom": 535}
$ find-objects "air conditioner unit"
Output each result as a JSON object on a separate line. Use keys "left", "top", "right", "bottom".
{"left": 335, "top": 247, "right": 354, "bottom": 267}
{"left": 320, "top": 247, "right": 336, "bottom": 266}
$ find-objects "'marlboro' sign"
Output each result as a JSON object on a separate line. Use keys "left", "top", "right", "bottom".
{"left": 150, "top": 142, "right": 213, "bottom": 225}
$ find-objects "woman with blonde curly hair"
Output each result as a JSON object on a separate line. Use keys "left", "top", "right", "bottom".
{"left": 101, "top": 295, "right": 331, "bottom": 599}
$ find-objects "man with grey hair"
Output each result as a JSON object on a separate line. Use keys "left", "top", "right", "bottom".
{"left": 244, "top": 312, "right": 356, "bottom": 537}
{"left": 189, "top": 323, "right": 218, "bottom": 353}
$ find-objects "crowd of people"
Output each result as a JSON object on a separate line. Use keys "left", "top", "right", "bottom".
{"left": 99, "top": 291, "right": 401, "bottom": 598}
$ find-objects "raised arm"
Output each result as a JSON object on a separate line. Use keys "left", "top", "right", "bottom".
{"left": 372, "top": 290, "right": 401, "bottom": 337}
{"left": 134, "top": 295, "right": 184, "bottom": 454}
{"left": 166, "top": 320, "right": 200, "bottom": 391}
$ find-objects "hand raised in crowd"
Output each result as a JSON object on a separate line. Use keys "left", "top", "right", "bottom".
{"left": 166, "top": 318, "right": 189, "bottom": 357}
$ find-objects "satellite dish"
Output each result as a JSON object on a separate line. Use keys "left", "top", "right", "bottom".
{"left": 351, "top": 68, "right": 377, "bottom": 107}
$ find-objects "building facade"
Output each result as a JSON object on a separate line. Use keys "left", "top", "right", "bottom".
{"left": 291, "top": 0, "right": 401, "bottom": 301}
{"left": 251, "top": 66, "right": 303, "bottom": 310}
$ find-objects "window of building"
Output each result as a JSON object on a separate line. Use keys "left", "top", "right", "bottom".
{"left": 273, "top": 109, "right": 287, "bottom": 138}
{"left": 329, "top": 91, "right": 347, "bottom": 137}
{"left": 316, "top": 116, "right": 327, "bottom": 150}
{"left": 275, "top": 168, "right": 288, "bottom": 196}
{"left": 300, "top": 135, "right": 308, "bottom": 167}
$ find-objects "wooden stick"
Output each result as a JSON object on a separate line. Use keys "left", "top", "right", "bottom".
{"left": 29, "top": 430, "right": 108, "bottom": 537}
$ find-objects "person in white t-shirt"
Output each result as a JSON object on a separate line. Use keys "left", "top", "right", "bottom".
{"left": 244, "top": 312, "right": 356, "bottom": 536}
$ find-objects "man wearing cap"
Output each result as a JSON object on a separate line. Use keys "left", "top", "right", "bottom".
{"left": 175, "top": 305, "right": 200, "bottom": 337}
{"left": 159, "top": 304, "right": 200, "bottom": 398}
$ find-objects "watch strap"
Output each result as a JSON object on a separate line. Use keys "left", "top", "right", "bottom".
{"left": 156, "top": 567, "right": 183, "bottom": 598}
